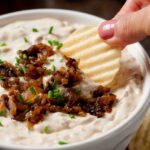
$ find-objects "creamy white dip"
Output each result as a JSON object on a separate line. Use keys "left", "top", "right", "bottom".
{"left": 0, "top": 18, "right": 143, "bottom": 147}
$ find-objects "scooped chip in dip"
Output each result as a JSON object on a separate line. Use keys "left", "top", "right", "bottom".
{"left": 0, "top": 18, "right": 143, "bottom": 147}
{"left": 0, "top": 43, "right": 117, "bottom": 129}
{"left": 61, "top": 26, "right": 121, "bottom": 86}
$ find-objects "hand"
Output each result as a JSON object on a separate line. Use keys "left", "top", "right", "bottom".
{"left": 98, "top": 0, "right": 150, "bottom": 48}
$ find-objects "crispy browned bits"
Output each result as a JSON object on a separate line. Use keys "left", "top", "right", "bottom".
{"left": 0, "top": 94, "right": 8, "bottom": 116}
{"left": 0, "top": 43, "right": 117, "bottom": 128}
{"left": 82, "top": 92, "right": 117, "bottom": 117}
{"left": 0, "top": 62, "right": 17, "bottom": 77}
{"left": 51, "top": 58, "right": 82, "bottom": 87}
{"left": 93, "top": 85, "right": 110, "bottom": 97}
{"left": 18, "top": 43, "right": 54, "bottom": 66}
{"left": 25, "top": 64, "right": 46, "bottom": 79}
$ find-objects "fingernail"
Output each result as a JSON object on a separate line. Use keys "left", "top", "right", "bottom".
{"left": 99, "top": 20, "right": 116, "bottom": 40}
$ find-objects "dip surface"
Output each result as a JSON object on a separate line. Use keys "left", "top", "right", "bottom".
{"left": 0, "top": 18, "right": 143, "bottom": 147}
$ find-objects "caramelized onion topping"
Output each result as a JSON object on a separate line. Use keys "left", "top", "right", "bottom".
{"left": 0, "top": 43, "right": 117, "bottom": 127}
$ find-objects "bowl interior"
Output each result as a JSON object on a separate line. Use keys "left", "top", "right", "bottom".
{"left": 0, "top": 9, "right": 150, "bottom": 150}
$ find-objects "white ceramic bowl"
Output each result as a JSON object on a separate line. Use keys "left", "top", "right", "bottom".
{"left": 0, "top": 9, "right": 150, "bottom": 150}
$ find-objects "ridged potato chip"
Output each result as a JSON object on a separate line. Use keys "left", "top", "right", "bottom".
{"left": 61, "top": 26, "right": 121, "bottom": 86}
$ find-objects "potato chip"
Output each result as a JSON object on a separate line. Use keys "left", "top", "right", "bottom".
{"left": 61, "top": 26, "right": 121, "bottom": 86}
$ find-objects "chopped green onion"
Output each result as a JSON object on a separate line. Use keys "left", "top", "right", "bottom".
{"left": 0, "top": 75, "right": 4, "bottom": 80}
{"left": 48, "top": 90, "right": 53, "bottom": 98}
{"left": 44, "top": 126, "right": 50, "bottom": 134}
{"left": 69, "top": 114, "right": 75, "bottom": 119}
{"left": 48, "top": 87, "right": 63, "bottom": 100}
{"left": 49, "top": 59, "right": 54, "bottom": 62}
{"left": 24, "top": 109, "right": 29, "bottom": 113}
{"left": 15, "top": 57, "right": 20, "bottom": 65}
{"left": 26, "top": 101, "right": 32, "bottom": 106}
{"left": 17, "top": 94, "right": 23, "bottom": 103}
{"left": 0, "top": 121, "right": 3, "bottom": 127}
{"left": 53, "top": 89, "right": 60, "bottom": 96}
{"left": 48, "top": 26, "right": 54, "bottom": 34}
{"left": 55, "top": 95, "right": 64, "bottom": 101}
{"left": 51, "top": 65, "right": 56, "bottom": 72}
{"left": 75, "top": 88, "right": 81, "bottom": 95}
{"left": 0, "top": 59, "right": 4, "bottom": 64}
{"left": 47, "top": 40, "right": 63, "bottom": 50}
{"left": 52, "top": 40, "right": 59, "bottom": 45}
{"left": 46, "top": 69, "right": 51, "bottom": 75}
{"left": 48, "top": 40, "right": 53, "bottom": 46}
{"left": 0, "top": 111, "right": 5, "bottom": 116}
{"left": 24, "top": 37, "right": 29, "bottom": 43}
{"left": 53, "top": 89, "right": 64, "bottom": 101}
{"left": 42, "top": 57, "right": 47, "bottom": 62}
{"left": 21, "top": 66, "right": 26, "bottom": 74}
{"left": 32, "top": 28, "right": 39, "bottom": 32}
{"left": 52, "top": 80, "right": 57, "bottom": 89}
{"left": 22, "top": 54, "right": 28, "bottom": 60}
{"left": 57, "top": 43, "right": 63, "bottom": 50}
{"left": 30, "top": 87, "right": 36, "bottom": 95}
{"left": 0, "top": 43, "right": 7, "bottom": 47}
{"left": 58, "top": 141, "right": 68, "bottom": 145}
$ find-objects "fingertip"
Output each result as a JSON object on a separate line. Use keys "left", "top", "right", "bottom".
{"left": 98, "top": 20, "right": 116, "bottom": 40}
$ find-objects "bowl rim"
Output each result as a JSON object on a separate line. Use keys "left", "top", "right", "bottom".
{"left": 0, "top": 9, "right": 150, "bottom": 150}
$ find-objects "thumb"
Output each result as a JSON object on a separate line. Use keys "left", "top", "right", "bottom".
{"left": 98, "top": 5, "right": 150, "bottom": 48}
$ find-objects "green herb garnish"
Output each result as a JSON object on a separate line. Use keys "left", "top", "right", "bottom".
{"left": 53, "top": 89, "right": 60, "bottom": 96}
{"left": 24, "top": 109, "right": 29, "bottom": 113}
{"left": 47, "top": 40, "right": 63, "bottom": 50}
{"left": 21, "top": 66, "right": 26, "bottom": 74}
{"left": 56, "top": 95, "right": 64, "bottom": 101}
{"left": 52, "top": 80, "right": 57, "bottom": 89}
{"left": 0, "top": 59, "right": 4, "bottom": 64}
{"left": 48, "top": 40, "right": 52, "bottom": 45}
{"left": 30, "top": 87, "right": 36, "bottom": 95}
{"left": 32, "top": 28, "right": 39, "bottom": 32}
{"left": 48, "top": 90, "right": 53, "bottom": 98}
{"left": 51, "top": 65, "right": 56, "bottom": 72}
{"left": 0, "top": 43, "right": 7, "bottom": 47}
{"left": 26, "top": 101, "right": 32, "bottom": 106}
{"left": 24, "top": 37, "right": 29, "bottom": 43}
{"left": 17, "top": 94, "right": 23, "bottom": 103}
{"left": 75, "top": 88, "right": 81, "bottom": 95}
{"left": 53, "top": 89, "right": 64, "bottom": 101}
{"left": 52, "top": 40, "right": 59, "bottom": 45}
{"left": 0, "top": 111, "right": 5, "bottom": 116}
{"left": 58, "top": 141, "right": 68, "bottom": 145}
{"left": 0, "top": 75, "right": 4, "bottom": 80}
{"left": 22, "top": 54, "right": 28, "bottom": 60}
{"left": 42, "top": 57, "right": 47, "bottom": 62}
{"left": 0, "top": 121, "right": 3, "bottom": 127}
{"left": 44, "top": 126, "right": 50, "bottom": 134}
{"left": 56, "top": 43, "right": 63, "bottom": 50}
{"left": 49, "top": 59, "right": 54, "bottom": 62}
{"left": 48, "top": 88, "right": 63, "bottom": 100}
{"left": 48, "top": 26, "right": 54, "bottom": 34}
{"left": 15, "top": 57, "right": 20, "bottom": 65}
{"left": 46, "top": 69, "right": 51, "bottom": 75}
{"left": 69, "top": 114, "right": 75, "bottom": 119}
